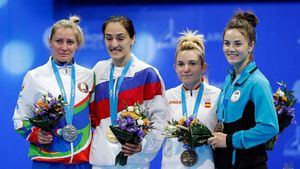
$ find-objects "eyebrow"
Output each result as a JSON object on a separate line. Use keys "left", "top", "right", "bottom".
{"left": 177, "top": 60, "right": 198, "bottom": 62}
{"left": 224, "top": 39, "right": 244, "bottom": 43}
{"left": 105, "top": 33, "right": 126, "bottom": 36}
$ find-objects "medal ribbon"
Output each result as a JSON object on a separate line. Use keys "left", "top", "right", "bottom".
{"left": 109, "top": 56, "right": 133, "bottom": 125}
{"left": 51, "top": 59, "right": 76, "bottom": 125}
{"left": 217, "top": 74, "right": 240, "bottom": 122}
{"left": 181, "top": 83, "right": 204, "bottom": 117}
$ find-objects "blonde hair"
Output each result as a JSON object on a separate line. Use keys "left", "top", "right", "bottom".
{"left": 175, "top": 29, "right": 205, "bottom": 65}
{"left": 49, "top": 15, "right": 84, "bottom": 46}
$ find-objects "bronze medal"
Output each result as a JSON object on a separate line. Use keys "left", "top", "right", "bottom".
{"left": 106, "top": 128, "right": 118, "bottom": 143}
{"left": 214, "top": 121, "right": 224, "bottom": 132}
{"left": 180, "top": 149, "right": 198, "bottom": 167}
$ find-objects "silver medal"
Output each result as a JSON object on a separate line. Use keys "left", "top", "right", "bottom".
{"left": 62, "top": 124, "right": 78, "bottom": 142}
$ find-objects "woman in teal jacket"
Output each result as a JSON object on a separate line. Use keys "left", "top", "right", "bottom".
{"left": 207, "top": 11, "right": 279, "bottom": 169}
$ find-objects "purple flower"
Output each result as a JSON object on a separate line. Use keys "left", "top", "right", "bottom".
{"left": 120, "top": 124, "right": 127, "bottom": 130}
{"left": 126, "top": 126, "right": 138, "bottom": 133}
{"left": 47, "top": 92, "right": 53, "bottom": 98}
{"left": 137, "top": 129, "right": 145, "bottom": 138}
{"left": 50, "top": 113, "right": 58, "bottom": 120}
{"left": 126, "top": 117, "right": 134, "bottom": 125}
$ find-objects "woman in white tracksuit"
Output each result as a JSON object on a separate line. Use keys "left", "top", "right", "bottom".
{"left": 162, "top": 30, "right": 220, "bottom": 169}
{"left": 13, "top": 16, "right": 93, "bottom": 169}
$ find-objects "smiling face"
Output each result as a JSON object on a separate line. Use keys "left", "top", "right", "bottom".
{"left": 104, "top": 22, "right": 135, "bottom": 67}
{"left": 175, "top": 49, "right": 206, "bottom": 90}
{"left": 223, "top": 29, "right": 254, "bottom": 70}
{"left": 49, "top": 27, "right": 78, "bottom": 63}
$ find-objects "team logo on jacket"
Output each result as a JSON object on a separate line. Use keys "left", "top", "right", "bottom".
{"left": 231, "top": 90, "right": 241, "bottom": 102}
{"left": 169, "top": 100, "right": 181, "bottom": 104}
{"left": 77, "top": 82, "right": 89, "bottom": 93}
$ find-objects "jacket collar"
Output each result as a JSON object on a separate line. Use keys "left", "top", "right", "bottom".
{"left": 228, "top": 61, "right": 257, "bottom": 86}
{"left": 47, "top": 56, "right": 76, "bottom": 69}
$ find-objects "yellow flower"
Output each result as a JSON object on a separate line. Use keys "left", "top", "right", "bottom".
{"left": 129, "top": 112, "right": 139, "bottom": 119}
{"left": 178, "top": 118, "right": 185, "bottom": 126}
{"left": 36, "top": 100, "right": 44, "bottom": 107}
{"left": 276, "top": 105, "right": 281, "bottom": 111}
{"left": 281, "top": 96, "right": 288, "bottom": 102}
{"left": 191, "top": 118, "right": 199, "bottom": 125}
{"left": 120, "top": 111, "right": 129, "bottom": 117}
{"left": 143, "top": 119, "right": 150, "bottom": 126}
{"left": 273, "top": 93, "right": 279, "bottom": 100}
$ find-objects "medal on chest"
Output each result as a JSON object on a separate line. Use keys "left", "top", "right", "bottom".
{"left": 61, "top": 124, "right": 78, "bottom": 142}
{"left": 51, "top": 59, "right": 77, "bottom": 143}
{"left": 106, "top": 128, "right": 118, "bottom": 143}
{"left": 180, "top": 149, "right": 198, "bottom": 167}
{"left": 179, "top": 84, "right": 204, "bottom": 167}
{"left": 214, "top": 121, "right": 224, "bottom": 132}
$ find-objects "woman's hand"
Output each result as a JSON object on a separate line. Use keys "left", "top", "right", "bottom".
{"left": 207, "top": 132, "right": 227, "bottom": 149}
{"left": 38, "top": 129, "right": 53, "bottom": 144}
{"left": 121, "top": 143, "right": 142, "bottom": 156}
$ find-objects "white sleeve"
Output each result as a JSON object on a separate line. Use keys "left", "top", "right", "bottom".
{"left": 12, "top": 72, "right": 37, "bottom": 131}
{"left": 127, "top": 75, "right": 168, "bottom": 164}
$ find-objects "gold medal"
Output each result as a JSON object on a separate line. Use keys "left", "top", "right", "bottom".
{"left": 214, "top": 121, "right": 224, "bottom": 132}
{"left": 106, "top": 128, "right": 118, "bottom": 143}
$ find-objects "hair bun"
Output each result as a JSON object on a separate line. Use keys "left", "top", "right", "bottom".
{"left": 69, "top": 15, "right": 80, "bottom": 25}
{"left": 243, "top": 11, "right": 258, "bottom": 28}
{"left": 234, "top": 11, "right": 258, "bottom": 28}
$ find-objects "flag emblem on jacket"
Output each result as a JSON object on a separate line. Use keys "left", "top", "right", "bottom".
{"left": 205, "top": 101, "right": 211, "bottom": 108}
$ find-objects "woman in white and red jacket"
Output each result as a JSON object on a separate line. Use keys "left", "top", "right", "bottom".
{"left": 162, "top": 30, "right": 220, "bottom": 169}
{"left": 89, "top": 16, "right": 167, "bottom": 169}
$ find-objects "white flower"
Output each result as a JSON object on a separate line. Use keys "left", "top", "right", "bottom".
{"left": 277, "top": 89, "right": 285, "bottom": 97}
{"left": 135, "top": 109, "right": 140, "bottom": 114}
{"left": 163, "top": 125, "right": 177, "bottom": 137}
{"left": 166, "top": 124, "right": 177, "bottom": 131}
{"left": 137, "top": 119, "right": 144, "bottom": 125}
{"left": 127, "top": 106, "right": 134, "bottom": 112}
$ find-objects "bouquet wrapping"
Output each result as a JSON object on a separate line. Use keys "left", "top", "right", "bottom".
{"left": 266, "top": 82, "right": 297, "bottom": 150}
{"left": 109, "top": 102, "right": 153, "bottom": 166}
{"left": 163, "top": 116, "right": 212, "bottom": 166}
{"left": 28, "top": 92, "right": 65, "bottom": 132}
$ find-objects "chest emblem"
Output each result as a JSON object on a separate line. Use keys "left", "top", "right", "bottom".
{"left": 230, "top": 90, "right": 241, "bottom": 102}
{"left": 204, "top": 101, "right": 211, "bottom": 108}
{"left": 77, "top": 82, "right": 89, "bottom": 93}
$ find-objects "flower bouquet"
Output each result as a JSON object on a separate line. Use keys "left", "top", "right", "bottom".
{"left": 28, "top": 92, "right": 65, "bottom": 132}
{"left": 163, "top": 116, "right": 213, "bottom": 167}
{"left": 266, "top": 81, "right": 297, "bottom": 150}
{"left": 109, "top": 102, "right": 153, "bottom": 166}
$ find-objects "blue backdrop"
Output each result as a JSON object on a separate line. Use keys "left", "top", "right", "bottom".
{"left": 1, "top": 1, "right": 300, "bottom": 168}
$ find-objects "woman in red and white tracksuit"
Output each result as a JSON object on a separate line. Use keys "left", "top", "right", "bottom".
{"left": 89, "top": 16, "right": 167, "bottom": 169}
